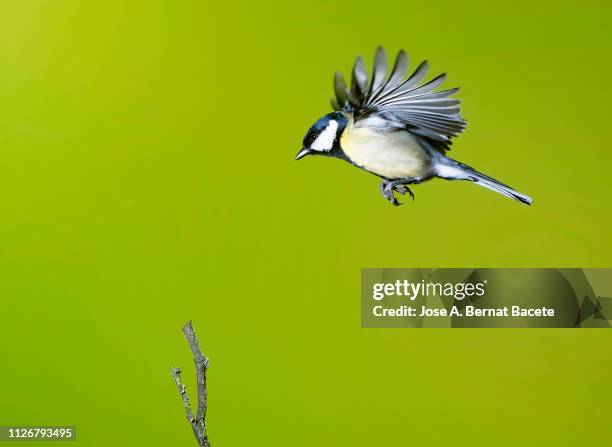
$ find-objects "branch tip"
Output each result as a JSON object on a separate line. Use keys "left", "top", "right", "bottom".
{"left": 171, "top": 321, "right": 211, "bottom": 447}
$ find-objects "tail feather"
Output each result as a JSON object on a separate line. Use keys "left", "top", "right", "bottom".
{"left": 435, "top": 159, "right": 532, "bottom": 205}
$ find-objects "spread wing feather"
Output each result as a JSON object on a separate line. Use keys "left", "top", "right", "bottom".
{"left": 369, "top": 47, "right": 388, "bottom": 94}
{"left": 369, "top": 49, "right": 408, "bottom": 103}
{"left": 332, "top": 72, "right": 348, "bottom": 111}
{"left": 330, "top": 47, "right": 467, "bottom": 149}
{"left": 350, "top": 57, "right": 368, "bottom": 104}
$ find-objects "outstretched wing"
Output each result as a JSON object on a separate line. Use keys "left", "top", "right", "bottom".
{"left": 330, "top": 47, "right": 467, "bottom": 151}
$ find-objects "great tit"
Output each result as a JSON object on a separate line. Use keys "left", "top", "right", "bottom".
{"left": 296, "top": 47, "right": 532, "bottom": 206}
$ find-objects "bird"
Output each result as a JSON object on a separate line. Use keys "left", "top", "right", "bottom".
{"left": 295, "top": 47, "right": 532, "bottom": 206}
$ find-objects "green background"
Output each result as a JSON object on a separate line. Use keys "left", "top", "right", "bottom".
{"left": 0, "top": 1, "right": 610, "bottom": 445}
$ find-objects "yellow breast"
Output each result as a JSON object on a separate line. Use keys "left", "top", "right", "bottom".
{"left": 340, "top": 125, "right": 432, "bottom": 180}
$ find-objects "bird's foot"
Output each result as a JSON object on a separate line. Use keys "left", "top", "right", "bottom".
{"left": 392, "top": 184, "right": 415, "bottom": 201}
{"left": 380, "top": 181, "right": 414, "bottom": 206}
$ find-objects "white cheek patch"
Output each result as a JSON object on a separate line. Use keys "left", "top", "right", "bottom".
{"left": 311, "top": 120, "right": 338, "bottom": 151}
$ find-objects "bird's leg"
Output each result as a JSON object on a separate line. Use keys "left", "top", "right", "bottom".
{"left": 380, "top": 180, "right": 403, "bottom": 206}
{"left": 380, "top": 179, "right": 417, "bottom": 206}
{"left": 380, "top": 181, "right": 397, "bottom": 205}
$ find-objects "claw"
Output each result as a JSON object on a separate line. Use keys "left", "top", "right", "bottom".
{"left": 406, "top": 188, "right": 415, "bottom": 201}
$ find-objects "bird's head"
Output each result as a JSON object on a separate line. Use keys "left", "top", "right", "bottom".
{"left": 295, "top": 112, "right": 348, "bottom": 160}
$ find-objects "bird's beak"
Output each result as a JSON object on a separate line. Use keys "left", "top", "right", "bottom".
{"left": 295, "top": 147, "right": 311, "bottom": 160}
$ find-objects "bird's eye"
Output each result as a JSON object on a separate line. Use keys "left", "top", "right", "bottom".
{"left": 310, "top": 133, "right": 318, "bottom": 143}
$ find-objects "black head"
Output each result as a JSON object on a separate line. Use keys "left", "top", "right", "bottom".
{"left": 295, "top": 112, "right": 348, "bottom": 160}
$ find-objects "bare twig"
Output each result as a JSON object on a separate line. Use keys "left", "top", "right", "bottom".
{"left": 171, "top": 321, "right": 211, "bottom": 447}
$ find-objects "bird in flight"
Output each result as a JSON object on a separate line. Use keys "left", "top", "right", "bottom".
{"left": 295, "top": 47, "right": 532, "bottom": 206}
